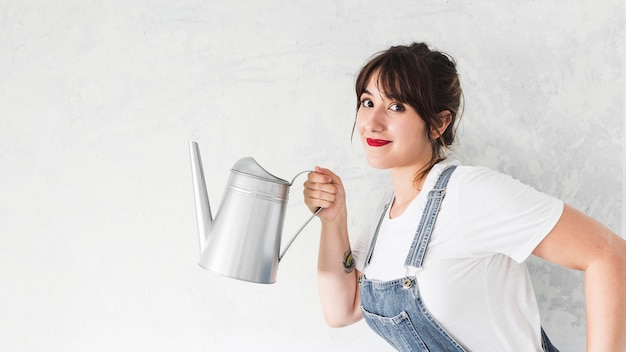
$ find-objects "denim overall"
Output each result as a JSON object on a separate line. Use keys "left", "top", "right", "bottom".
{"left": 358, "top": 166, "right": 559, "bottom": 352}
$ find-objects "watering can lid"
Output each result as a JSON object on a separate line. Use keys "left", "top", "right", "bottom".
{"left": 231, "top": 157, "right": 290, "bottom": 185}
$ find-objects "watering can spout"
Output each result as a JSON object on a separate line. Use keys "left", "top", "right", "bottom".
{"left": 189, "top": 141, "right": 213, "bottom": 253}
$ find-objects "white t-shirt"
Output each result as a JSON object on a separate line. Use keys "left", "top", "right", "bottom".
{"left": 353, "top": 160, "right": 564, "bottom": 351}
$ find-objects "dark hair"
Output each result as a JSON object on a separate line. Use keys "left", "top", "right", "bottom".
{"left": 354, "top": 42, "right": 463, "bottom": 184}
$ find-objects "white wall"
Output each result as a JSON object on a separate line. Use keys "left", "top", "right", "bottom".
{"left": 0, "top": 1, "right": 622, "bottom": 351}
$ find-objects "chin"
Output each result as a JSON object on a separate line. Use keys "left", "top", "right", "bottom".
{"left": 366, "top": 157, "right": 392, "bottom": 170}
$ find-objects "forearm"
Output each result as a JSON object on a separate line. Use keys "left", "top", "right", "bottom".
{"left": 317, "top": 213, "right": 362, "bottom": 327}
{"left": 585, "top": 250, "right": 626, "bottom": 351}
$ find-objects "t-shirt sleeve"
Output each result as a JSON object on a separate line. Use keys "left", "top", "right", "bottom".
{"left": 456, "top": 167, "right": 564, "bottom": 263}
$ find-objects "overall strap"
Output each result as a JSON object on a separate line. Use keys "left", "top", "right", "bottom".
{"left": 361, "top": 201, "right": 391, "bottom": 272}
{"left": 404, "top": 165, "right": 457, "bottom": 268}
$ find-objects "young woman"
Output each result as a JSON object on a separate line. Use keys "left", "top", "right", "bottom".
{"left": 303, "top": 43, "right": 626, "bottom": 351}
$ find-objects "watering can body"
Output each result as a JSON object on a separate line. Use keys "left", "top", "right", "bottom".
{"left": 189, "top": 141, "right": 292, "bottom": 284}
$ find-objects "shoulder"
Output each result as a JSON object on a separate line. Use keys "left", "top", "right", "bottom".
{"left": 429, "top": 161, "right": 509, "bottom": 190}
{"left": 440, "top": 160, "right": 561, "bottom": 213}
{"left": 438, "top": 161, "right": 564, "bottom": 261}
{"left": 445, "top": 162, "right": 530, "bottom": 194}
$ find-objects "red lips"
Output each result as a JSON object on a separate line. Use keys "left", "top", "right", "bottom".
{"left": 366, "top": 138, "right": 391, "bottom": 147}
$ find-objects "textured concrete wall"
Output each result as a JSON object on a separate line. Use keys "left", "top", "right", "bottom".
{"left": 0, "top": 0, "right": 622, "bottom": 351}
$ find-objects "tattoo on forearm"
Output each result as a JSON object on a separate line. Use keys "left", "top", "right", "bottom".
{"left": 343, "top": 250, "right": 355, "bottom": 273}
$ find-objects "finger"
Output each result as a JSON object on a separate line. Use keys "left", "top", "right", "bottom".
{"left": 303, "top": 194, "right": 335, "bottom": 210}
{"left": 314, "top": 166, "right": 343, "bottom": 185}
{"left": 304, "top": 188, "right": 336, "bottom": 203}
{"left": 307, "top": 170, "right": 333, "bottom": 184}
{"left": 304, "top": 180, "right": 337, "bottom": 194}
{"left": 303, "top": 183, "right": 337, "bottom": 207}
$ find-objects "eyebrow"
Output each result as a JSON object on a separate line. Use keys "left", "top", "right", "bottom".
{"left": 362, "top": 88, "right": 390, "bottom": 102}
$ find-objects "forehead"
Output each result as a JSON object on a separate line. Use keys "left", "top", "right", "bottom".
{"left": 362, "top": 70, "right": 401, "bottom": 100}
{"left": 363, "top": 72, "right": 381, "bottom": 92}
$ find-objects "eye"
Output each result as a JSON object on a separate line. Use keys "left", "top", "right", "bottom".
{"left": 389, "top": 103, "right": 406, "bottom": 112}
{"left": 360, "top": 98, "right": 374, "bottom": 108}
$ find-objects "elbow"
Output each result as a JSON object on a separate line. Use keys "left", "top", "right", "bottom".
{"left": 587, "top": 240, "right": 626, "bottom": 280}
{"left": 615, "top": 249, "right": 626, "bottom": 279}
{"left": 323, "top": 305, "right": 363, "bottom": 328}
{"left": 606, "top": 239, "right": 626, "bottom": 272}
{"left": 322, "top": 309, "right": 362, "bottom": 328}
{"left": 325, "top": 318, "right": 348, "bottom": 328}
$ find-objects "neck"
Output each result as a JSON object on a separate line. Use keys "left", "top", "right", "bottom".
{"left": 389, "top": 165, "right": 429, "bottom": 218}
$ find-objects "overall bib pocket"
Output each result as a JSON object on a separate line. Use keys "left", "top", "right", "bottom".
{"left": 361, "top": 306, "right": 429, "bottom": 352}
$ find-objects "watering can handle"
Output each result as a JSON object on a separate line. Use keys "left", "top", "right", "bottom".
{"left": 279, "top": 207, "right": 322, "bottom": 261}
{"left": 289, "top": 170, "right": 313, "bottom": 185}
{"left": 278, "top": 170, "right": 323, "bottom": 261}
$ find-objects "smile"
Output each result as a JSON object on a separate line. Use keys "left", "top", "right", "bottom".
{"left": 366, "top": 138, "right": 391, "bottom": 147}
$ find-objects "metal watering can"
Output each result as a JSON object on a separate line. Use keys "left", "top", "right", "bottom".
{"left": 188, "top": 141, "right": 320, "bottom": 284}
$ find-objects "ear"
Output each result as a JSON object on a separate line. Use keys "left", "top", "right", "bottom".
{"left": 431, "top": 110, "right": 452, "bottom": 139}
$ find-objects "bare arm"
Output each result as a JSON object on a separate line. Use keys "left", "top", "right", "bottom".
{"left": 304, "top": 166, "right": 362, "bottom": 327}
{"left": 533, "top": 204, "right": 626, "bottom": 352}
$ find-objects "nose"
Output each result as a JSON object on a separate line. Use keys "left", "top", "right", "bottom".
{"left": 358, "top": 106, "right": 386, "bottom": 133}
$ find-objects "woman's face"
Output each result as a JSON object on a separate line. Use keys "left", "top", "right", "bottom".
{"left": 356, "top": 73, "right": 432, "bottom": 171}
